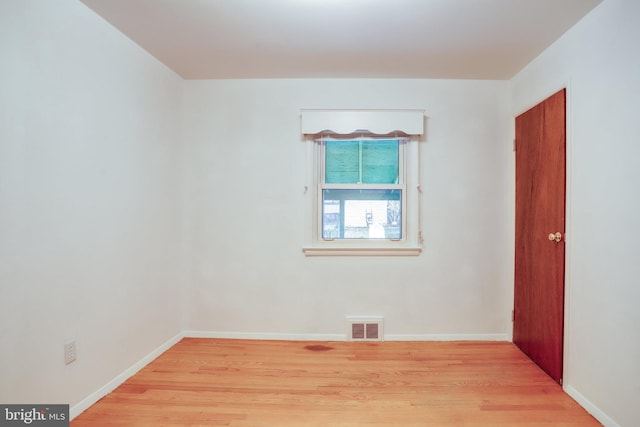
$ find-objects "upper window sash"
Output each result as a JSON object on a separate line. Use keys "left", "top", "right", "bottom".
{"left": 318, "top": 138, "right": 406, "bottom": 187}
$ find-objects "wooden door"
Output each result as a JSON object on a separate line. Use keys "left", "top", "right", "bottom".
{"left": 514, "top": 89, "right": 566, "bottom": 384}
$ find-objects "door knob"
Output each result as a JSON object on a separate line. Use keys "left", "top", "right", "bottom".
{"left": 548, "top": 232, "right": 562, "bottom": 243}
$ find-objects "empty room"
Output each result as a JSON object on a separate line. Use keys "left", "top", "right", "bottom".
{"left": 1, "top": 0, "right": 638, "bottom": 425}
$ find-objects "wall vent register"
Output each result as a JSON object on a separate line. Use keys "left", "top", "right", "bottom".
{"left": 347, "top": 316, "right": 384, "bottom": 341}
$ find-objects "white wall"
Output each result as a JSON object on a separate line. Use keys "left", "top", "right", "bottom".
{"left": 0, "top": 0, "right": 183, "bottom": 411}
{"left": 510, "top": 0, "right": 640, "bottom": 425}
{"left": 9, "top": 1, "right": 633, "bottom": 425}
{"left": 182, "top": 79, "right": 513, "bottom": 340}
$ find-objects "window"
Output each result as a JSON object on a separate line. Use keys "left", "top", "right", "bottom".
{"left": 301, "top": 109, "right": 424, "bottom": 256}
{"left": 321, "top": 138, "right": 404, "bottom": 240}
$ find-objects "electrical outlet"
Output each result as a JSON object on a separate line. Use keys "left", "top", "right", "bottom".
{"left": 64, "top": 340, "right": 76, "bottom": 365}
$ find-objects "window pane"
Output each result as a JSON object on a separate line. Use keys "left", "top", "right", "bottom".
{"left": 325, "top": 139, "right": 399, "bottom": 184}
{"left": 362, "top": 140, "right": 398, "bottom": 184}
{"left": 325, "top": 140, "right": 359, "bottom": 183}
{"left": 322, "top": 189, "right": 401, "bottom": 239}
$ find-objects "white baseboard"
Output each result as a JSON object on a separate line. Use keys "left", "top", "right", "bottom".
{"left": 183, "top": 330, "right": 346, "bottom": 341}
{"left": 385, "top": 333, "right": 509, "bottom": 341}
{"left": 70, "top": 331, "right": 184, "bottom": 420}
{"left": 564, "top": 385, "right": 620, "bottom": 427}
{"left": 183, "top": 331, "right": 509, "bottom": 342}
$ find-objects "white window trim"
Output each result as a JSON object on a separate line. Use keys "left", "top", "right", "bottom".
{"left": 302, "top": 136, "right": 422, "bottom": 256}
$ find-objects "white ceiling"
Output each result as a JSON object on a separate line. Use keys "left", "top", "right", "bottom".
{"left": 79, "top": 0, "right": 602, "bottom": 80}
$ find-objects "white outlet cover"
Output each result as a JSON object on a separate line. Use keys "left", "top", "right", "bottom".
{"left": 64, "top": 340, "right": 76, "bottom": 365}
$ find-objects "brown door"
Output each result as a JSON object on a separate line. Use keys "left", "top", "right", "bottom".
{"left": 514, "top": 89, "right": 566, "bottom": 384}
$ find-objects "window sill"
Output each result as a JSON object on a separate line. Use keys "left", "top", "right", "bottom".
{"left": 302, "top": 246, "right": 422, "bottom": 257}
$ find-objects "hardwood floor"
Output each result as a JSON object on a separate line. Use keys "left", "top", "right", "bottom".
{"left": 71, "top": 339, "right": 600, "bottom": 426}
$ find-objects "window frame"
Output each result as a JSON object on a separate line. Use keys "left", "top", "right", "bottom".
{"left": 303, "top": 134, "right": 422, "bottom": 256}
{"left": 318, "top": 137, "right": 407, "bottom": 241}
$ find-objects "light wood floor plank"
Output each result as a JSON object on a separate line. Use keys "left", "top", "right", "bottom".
{"left": 71, "top": 339, "right": 601, "bottom": 426}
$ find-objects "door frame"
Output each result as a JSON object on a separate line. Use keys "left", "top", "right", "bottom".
{"left": 511, "top": 82, "right": 573, "bottom": 389}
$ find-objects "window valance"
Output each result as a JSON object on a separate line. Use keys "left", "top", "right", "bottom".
{"left": 300, "top": 109, "right": 425, "bottom": 136}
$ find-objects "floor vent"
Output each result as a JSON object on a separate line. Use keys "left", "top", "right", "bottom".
{"left": 347, "top": 316, "right": 384, "bottom": 341}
